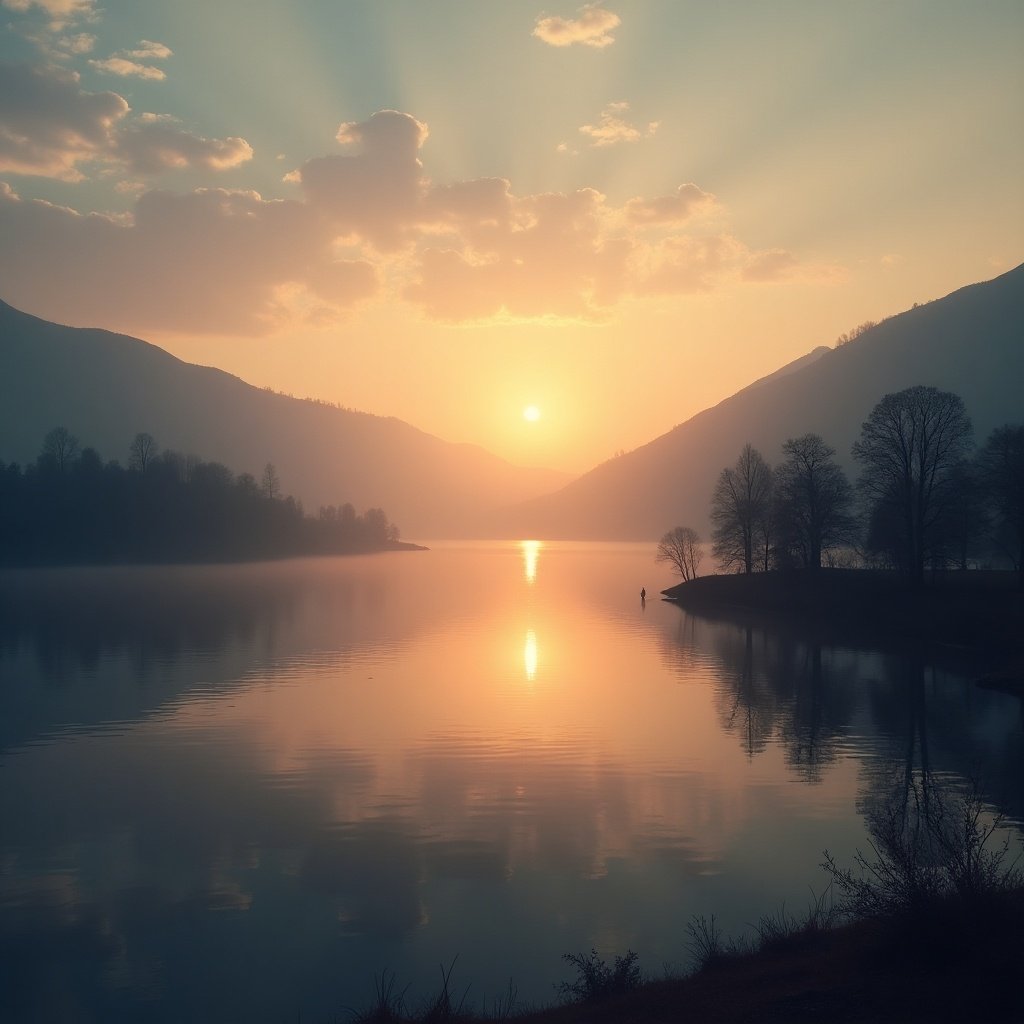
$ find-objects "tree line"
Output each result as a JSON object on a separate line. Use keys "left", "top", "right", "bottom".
{"left": 657, "top": 385, "right": 1023, "bottom": 587}
{"left": 0, "top": 427, "right": 405, "bottom": 566}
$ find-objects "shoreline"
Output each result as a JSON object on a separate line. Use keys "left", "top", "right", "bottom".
{"left": 661, "top": 569, "right": 1024, "bottom": 681}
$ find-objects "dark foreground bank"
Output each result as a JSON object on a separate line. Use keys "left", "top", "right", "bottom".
{"left": 347, "top": 888, "right": 1023, "bottom": 1024}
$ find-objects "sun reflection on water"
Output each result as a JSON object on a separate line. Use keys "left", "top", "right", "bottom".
{"left": 523, "top": 629, "right": 538, "bottom": 682}
{"left": 520, "top": 539, "right": 542, "bottom": 583}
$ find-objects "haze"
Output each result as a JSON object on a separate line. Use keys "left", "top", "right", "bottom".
{"left": 0, "top": 0, "right": 1022, "bottom": 475}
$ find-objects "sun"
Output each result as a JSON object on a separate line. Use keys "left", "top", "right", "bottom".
{"left": 522, "top": 405, "right": 541, "bottom": 422}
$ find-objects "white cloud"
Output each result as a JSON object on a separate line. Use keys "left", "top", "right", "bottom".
{"left": 116, "top": 122, "right": 253, "bottom": 174}
{"left": 2, "top": 0, "right": 95, "bottom": 31}
{"left": 533, "top": 3, "right": 620, "bottom": 48}
{"left": 625, "top": 183, "right": 718, "bottom": 225}
{"left": 294, "top": 110, "right": 429, "bottom": 250}
{"left": 0, "top": 182, "right": 378, "bottom": 333}
{"left": 88, "top": 39, "right": 173, "bottom": 79}
{"left": 88, "top": 56, "right": 166, "bottom": 81}
{"left": 121, "top": 40, "right": 173, "bottom": 61}
{"left": 0, "top": 62, "right": 127, "bottom": 180}
{"left": 0, "top": 101, "right": 841, "bottom": 333}
{"left": 579, "top": 101, "right": 658, "bottom": 147}
{"left": 0, "top": 62, "right": 252, "bottom": 178}
{"left": 55, "top": 31, "right": 95, "bottom": 55}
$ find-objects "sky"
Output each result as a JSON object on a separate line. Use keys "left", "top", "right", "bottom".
{"left": 1, "top": 0, "right": 1021, "bottom": 473}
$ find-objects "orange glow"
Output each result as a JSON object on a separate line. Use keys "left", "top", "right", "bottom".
{"left": 523, "top": 628, "right": 538, "bottom": 682}
{"left": 520, "top": 539, "right": 542, "bottom": 583}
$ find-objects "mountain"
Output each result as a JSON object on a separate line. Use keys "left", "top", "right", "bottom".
{"left": 501, "top": 263, "right": 1024, "bottom": 540}
{"left": 0, "top": 302, "right": 569, "bottom": 538}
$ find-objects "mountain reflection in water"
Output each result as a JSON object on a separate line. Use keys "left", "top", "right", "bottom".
{"left": 0, "top": 544, "right": 1020, "bottom": 1023}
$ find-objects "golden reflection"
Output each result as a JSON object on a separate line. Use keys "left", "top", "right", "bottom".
{"left": 520, "top": 539, "right": 542, "bottom": 583}
{"left": 523, "top": 629, "right": 538, "bottom": 682}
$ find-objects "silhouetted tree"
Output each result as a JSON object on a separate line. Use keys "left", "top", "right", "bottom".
{"left": 774, "top": 433, "right": 854, "bottom": 569}
{"left": 656, "top": 526, "right": 703, "bottom": 581}
{"left": 711, "top": 443, "right": 774, "bottom": 573}
{"left": 976, "top": 423, "right": 1024, "bottom": 584}
{"left": 128, "top": 432, "right": 158, "bottom": 473}
{"left": 42, "top": 426, "right": 79, "bottom": 472}
{"left": 261, "top": 462, "right": 281, "bottom": 500}
{"left": 834, "top": 320, "right": 878, "bottom": 348}
{"left": 938, "top": 459, "right": 987, "bottom": 571}
{"left": 852, "top": 386, "right": 973, "bottom": 585}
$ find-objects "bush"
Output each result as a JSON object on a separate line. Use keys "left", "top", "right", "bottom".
{"left": 557, "top": 948, "right": 641, "bottom": 1002}
{"left": 822, "top": 777, "right": 1022, "bottom": 919}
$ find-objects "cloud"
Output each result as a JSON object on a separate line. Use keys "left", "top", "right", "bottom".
{"left": 116, "top": 122, "right": 253, "bottom": 174}
{"left": 634, "top": 235, "right": 843, "bottom": 295}
{"left": 87, "top": 39, "right": 173, "bottom": 80}
{"left": 292, "top": 110, "right": 429, "bottom": 250}
{"left": 88, "top": 56, "right": 166, "bottom": 80}
{"left": 2, "top": 0, "right": 95, "bottom": 32}
{"left": 578, "top": 101, "right": 658, "bottom": 147}
{"left": 635, "top": 234, "right": 749, "bottom": 295}
{"left": 121, "top": 40, "right": 173, "bottom": 61}
{"left": 2, "top": 0, "right": 98, "bottom": 59}
{"left": 0, "top": 102, "right": 840, "bottom": 334}
{"left": 741, "top": 248, "right": 846, "bottom": 284}
{"left": 625, "top": 183, "right": 718, "bottom": 225}
{"left": 533, "top": 3, "right": 620, "bottom": 48}
{"left": 0, "top": 62, "right": 253, "bottom": 179}
{"left": 405, "top": 187, "right": 632, "bottom": 320}
{"left": 54, "top": 31, "right": 95, "bottom": 54}
{"left": 0, "top": 181, "right": 378, "bottom": 333}
{"left": 0, "top": 62, "right": 127, "bottom": 180}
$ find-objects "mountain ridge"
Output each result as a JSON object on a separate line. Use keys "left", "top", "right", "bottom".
{"left": 498, "top": 263, "right": 1024, "bottom": 540}
{"left": 0, "top": 300, "right": 570, "bottom": 538}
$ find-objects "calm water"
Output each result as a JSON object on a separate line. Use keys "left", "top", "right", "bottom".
{"left": 1, "top": 543, "right": 1021, "bottom": 1022}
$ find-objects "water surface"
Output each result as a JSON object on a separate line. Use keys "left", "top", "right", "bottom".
{"left": 1, "top": 543, "right": 1020, "bottom": 1022}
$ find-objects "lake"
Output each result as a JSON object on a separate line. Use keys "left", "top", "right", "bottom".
{"left": 1, "top": 542, "right": 1021, "bottom": 1022}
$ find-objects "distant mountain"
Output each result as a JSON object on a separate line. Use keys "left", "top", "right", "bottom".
{"left": 501, "top": 263, "right": 1024, "bottom": 540}
{"left": 0, "top": 302, "right": 569, "bottom": 538}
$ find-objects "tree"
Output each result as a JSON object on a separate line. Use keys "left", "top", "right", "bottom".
{"left": 976, "top": 423, "right": 1024, "bottom": 584}
{"left": 129, "top": 432, "right": 158, "bottom": 473}
{"left": 834, "top": 320, "right": 878, "bottom": 348}
{"left": 41, "top": 426, "right": 80, "bottom": 473}
{"left": 710, "top": 443, "right": 774, "bottom": 574}
{"left": 852, "top": 386, "right": 973, "bottom": 584}
{"left": 656, "top": 526, "right": 703, "bottom": 581}
{"left": 938, "top": 459, "right": 987, "bottom": 571}
{"left": 774, "top": 434, "right": 854, "bottom": 569}
{"left": 261, "top": 462, "right": 281, "bottom": 500}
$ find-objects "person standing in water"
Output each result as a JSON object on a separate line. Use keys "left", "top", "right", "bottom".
{"left": 640, "top": 587, "right": 646, "bottom": 603}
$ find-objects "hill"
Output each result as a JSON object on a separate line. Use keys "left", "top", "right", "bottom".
{"left": 0, "top": 302, "right": 569, "bottom": 538}
{"left": 501, "top": 263, "right": 1024, "bottom": 539}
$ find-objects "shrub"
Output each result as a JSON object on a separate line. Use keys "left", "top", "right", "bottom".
{"left": 557, "top": 948, "right": 641, "bottom": 1002}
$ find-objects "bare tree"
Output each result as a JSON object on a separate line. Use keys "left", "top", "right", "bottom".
{"left": 128, "top": 432, "right": 158, "bottom": 473}
{"left": 834, "top": 320, "right": 878, "bottom": 348}
{"left": 852, "top": 386, "right": 973, "bottom": 584}
{"left": 711, "top": 443, "right": 774, "bottom": 573}
{"left": 774, "top": 433, "right": 854, "bottom": 569}
{"left": 41, "top": 426, "right": 80, "bottom": 472}
{"left": 976, "top": 423, "right": 1024, "bottom": 584}
{"left": 656, "top": 526, "right": 703, "bottom": 581}
{"left": 261, "top": 462, "right": 281, "bottom": 500}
